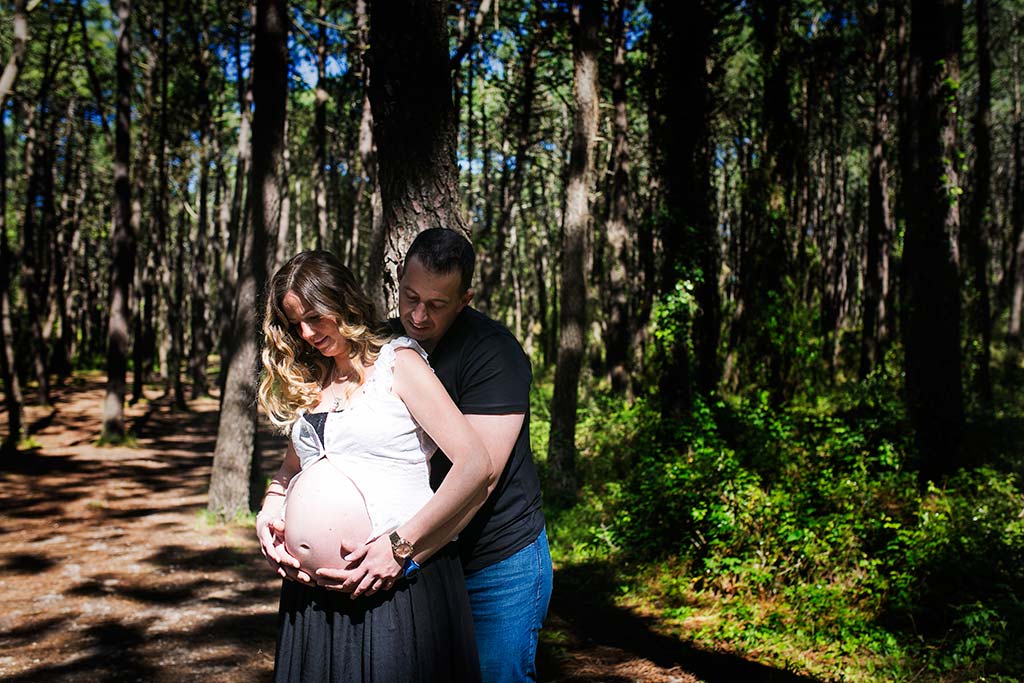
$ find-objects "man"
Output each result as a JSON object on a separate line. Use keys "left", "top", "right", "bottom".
{"left": 396, "top": 228, "right": 552, "bottom": 683}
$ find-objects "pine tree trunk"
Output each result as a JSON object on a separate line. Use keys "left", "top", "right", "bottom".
{"left": 313, "top": 0, "right": 329, "bottom": 250}
{"left": 648, "top": 0, "right": 719, "bottom": 413}
{"left": 547, "top": 0, "right": 600, "bottom": 504}
{"left": 355, "top": 0, "right": 385, "bottom": 312}
{"left": 101, "top": 0, "right": 135, "bottom": 441}
{"left": 965, "top": 0, "right": 993, "bottom": 408}
{"left": 1010, "top": 29, "right": 1024, "bottom": 339}
{"left": 130, "top": 32, "right": 158, "bottom": 404}
{"left": 901, "top": 0, "right": 964, "bottom": 484}
{"left": 479, "top": 25, "right": 538, "bottom": 312}
{"left": 0, "top": 0, "right": 28, "bottom": 454}
{"left": 603, "top": 0, "right": 633, "bottom": 394}
{"left": 368, "top": 0, "right": 467, "bottom": 314}
{"left": 219, "top": 10, "right": 254, "bottom": 398}
{"left": 190, "top": 16, "right": 212, "bottom": 399}
{"left": 860, "top": 5, "right": 893, "bottom": 379}
{"left": 207, "top": 0, "right": 285, "bottom": 518}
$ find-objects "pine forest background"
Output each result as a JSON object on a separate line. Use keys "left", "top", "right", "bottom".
{"left": 3, "top": 0, "right": 1024, "bottom": 680}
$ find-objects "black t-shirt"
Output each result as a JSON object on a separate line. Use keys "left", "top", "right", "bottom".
{"left": 395, "top": 307, "right": 545, "bottom": 573}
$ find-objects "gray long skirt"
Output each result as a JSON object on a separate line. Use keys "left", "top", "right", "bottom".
{"left": 273, "top": 543, "right": 481, "bottom": 683}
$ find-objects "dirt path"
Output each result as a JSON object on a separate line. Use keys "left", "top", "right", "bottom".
{"left": 0, "top": 376, "right": 814, "bottom": 683}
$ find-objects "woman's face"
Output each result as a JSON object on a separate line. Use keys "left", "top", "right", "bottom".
{"left": 281, "top": 290, "right": 349, "bottom": 360}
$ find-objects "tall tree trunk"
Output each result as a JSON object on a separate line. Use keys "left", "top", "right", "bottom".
{"left": 273, "top": 115, "right": 291, "bottom": 271}
{"left": 901, "top": 0, "right": 964, "bottom": 484}
{"left": 860, "top": 4, "right": 893, "bottom": 379}
{"left": 101, "top": 0, "right": 135, "bottom": 441}
{"left": 313, "top": 0, "right": 329, "bottom": 250}
{"left": 965, "top": 0, "right": 993, "bottom": 409}
{"left": 603, "top": 0, "right": 633, "bottom": 394}
{"left": 737, "top": 0, "right": 795, "bottom": 401}
{"left": 170, "top": 210, "right": 187, "bottom": 410}
{"left": 479, "top": 22, "right": 539, "bottom": 312}
{"left": 207, "top": 0, "right": 285, "bottom": 518}
{"left": 219, "top": 8, "right": 254, "bottom": 397}
{"left": 130, "top": 30, "right": 158, "bottom": 404}
{"left": 547, "top": 0, "right": 600, "bottom": 504}
{"left": 368, "top": 0, "right": 467, "bottom": 314}
{"left": 355, "top": 0, "right": 383, "bottom": 311}
{"left": 1010, "top": 26, "right": 1024, "bottom": 340}
{"left": 649, "top": 0, "right": 719, "bottom": 414}
{"left": 190, "top": 8, "right": 212, "bottom": 398}
{"left": 0, "top": 0, "right": 28, "bottom": 454}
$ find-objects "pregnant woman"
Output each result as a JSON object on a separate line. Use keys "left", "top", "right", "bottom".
{"left": 254, "top": 250, "right": 491, "bottom": 682}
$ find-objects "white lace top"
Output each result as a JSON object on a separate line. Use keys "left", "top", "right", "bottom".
{"left": 289, "top": 336, "right": 437, "bottom": 541}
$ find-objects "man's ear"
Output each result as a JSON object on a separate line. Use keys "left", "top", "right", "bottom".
{"left": 460, "top": 288, "right": 475, "bottom": 308}
{"left": 397, "top": 263, "right": 405, "bottom": 282}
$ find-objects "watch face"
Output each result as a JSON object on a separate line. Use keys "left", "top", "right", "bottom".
{"left": 390, "top": 532, "right": 414, "bottom": 559}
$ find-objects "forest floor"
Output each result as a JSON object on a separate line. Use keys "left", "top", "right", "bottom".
{"left": 0, "top": 374, "right": 818, "bottom": 683}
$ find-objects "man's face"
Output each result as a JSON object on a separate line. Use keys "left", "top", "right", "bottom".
{"left": 397, "top": 256, "right": 472, "bottom": 351}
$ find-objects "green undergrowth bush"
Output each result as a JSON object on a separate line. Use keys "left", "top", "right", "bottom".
{"left": 539, "top": 364, "right": 1024, "bottom": 681}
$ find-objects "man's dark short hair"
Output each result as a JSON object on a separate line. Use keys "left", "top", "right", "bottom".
{"left": 405, "top": 228, "right": 475, "bottom": 293}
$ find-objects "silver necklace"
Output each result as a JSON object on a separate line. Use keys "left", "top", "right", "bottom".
{"left": 329, "top": 365, "right": 352, "bottom": 412}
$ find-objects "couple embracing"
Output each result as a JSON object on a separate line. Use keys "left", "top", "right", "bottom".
{"left": 255, "top": 228, "right": 552, "bottom": 682}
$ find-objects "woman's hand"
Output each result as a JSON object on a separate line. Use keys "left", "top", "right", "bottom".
{"left": 315, "top": 535, "right": 402, "bottom": 598}
{"left": 256, "top": 507, "right": 310, "bottom": 584}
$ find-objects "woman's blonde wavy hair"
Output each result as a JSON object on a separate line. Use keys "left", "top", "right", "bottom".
{"left": 258, "top": 250, "right": 392, "bottom": 433}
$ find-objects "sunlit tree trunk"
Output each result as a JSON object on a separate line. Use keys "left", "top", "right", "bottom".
{"left": 101, "top": 0, "right": 135, "bottom": 441}
{"left": 547, "top": 0, "right": 600, "bottom": 504}
{"left": 208, "top": 0, "right": 286, "bottom": 517}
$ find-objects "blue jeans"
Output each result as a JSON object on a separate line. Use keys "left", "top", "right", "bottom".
{"left": 464, "top": 528, "right": 553, "bottom": 683}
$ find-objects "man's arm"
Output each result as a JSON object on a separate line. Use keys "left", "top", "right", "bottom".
{"left": 412, "top": 412, "right": 523, "bottom": 556}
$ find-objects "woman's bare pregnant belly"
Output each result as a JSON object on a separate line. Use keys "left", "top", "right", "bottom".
{"left": 284, "top": 458, "right": 371, "bottom": 572}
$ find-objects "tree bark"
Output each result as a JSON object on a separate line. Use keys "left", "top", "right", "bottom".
{"left": 648, "top": 0, "right": 719, "bottom": 414}
{"left": 860, "top": 4, "right": 893, "bottom": 379}
{"left": 219, "top": 6, "right": 254, "bottom": 398}
{"left": 190, "top": 5, "right": 213, "bottom": 399}
{"left": 368, "top": 0, "right": 467, "bottom": 314}
{"left": 1010, "top": 25, "right": 1024, "bottom": 340}
{"left": 478, "top": 20, "right": 539, "bottom": 313}
{"left": 101, "top": 0, "right": 135, "bottom": 441}
{"left": 353, "top": 0, "right": 383, "bottom": 309}
{"left": 208, "top": 0, "right": 285, "bottom": 518}
{"left": 737, "top": 0, "right": 795, "bottom": 401}
{"left": 547, "top": 0, "right": 600, "bottom": 504}
{"left": 964, "top": 0, "right": 993, "bottom": 409}
{"left": 603, "top": 0, "right": 633, "bottom": 394}
{"left": 313, "top": 0, "right": 329, "bottom": 251}
{"left": 0, "top": 0, "right": 28, "bottom": 454}
{"left": 900, "top": 0, "right": 964, "bottom": 484}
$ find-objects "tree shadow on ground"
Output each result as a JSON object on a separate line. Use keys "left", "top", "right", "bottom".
{"left": 539, "top": 560, "right": 822, "bottom": 683}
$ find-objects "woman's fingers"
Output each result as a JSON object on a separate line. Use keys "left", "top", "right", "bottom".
{"left": 315, "top": 565, "right": 364, "bottom": 591}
